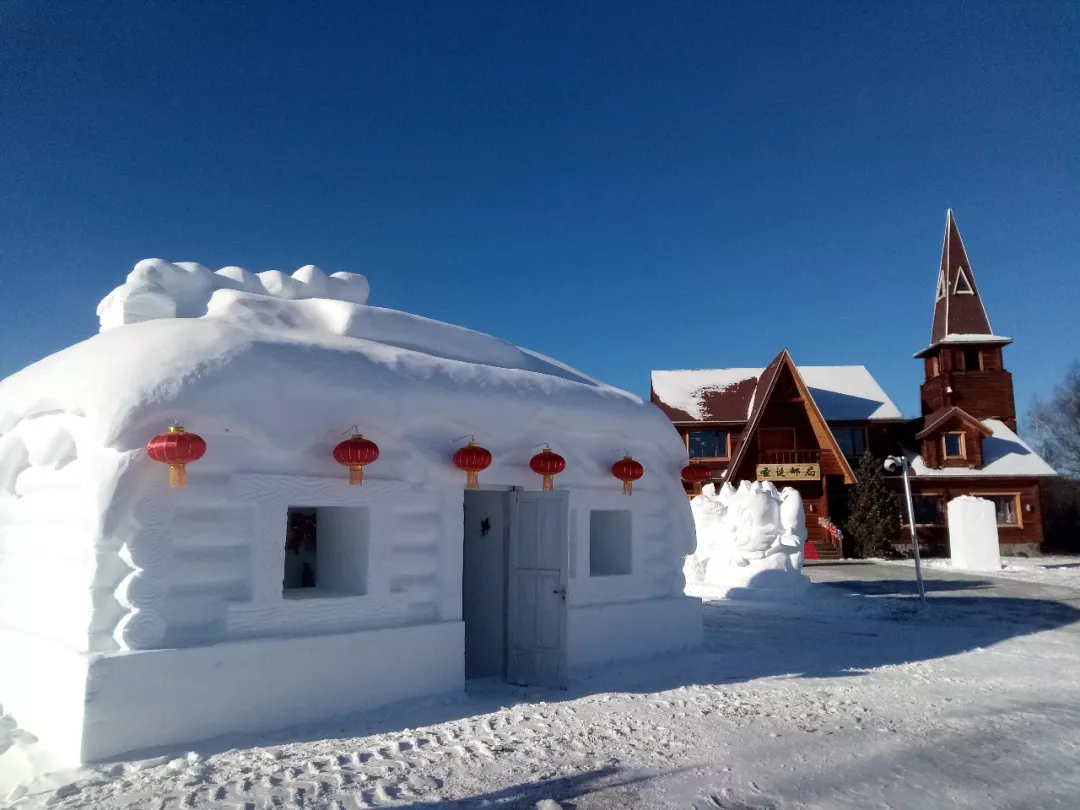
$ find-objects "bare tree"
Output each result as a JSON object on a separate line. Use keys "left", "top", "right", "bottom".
{"left": 1027, "top": 362, "right": 1080, "bottom": 480}
{"left": 1027, "top": 362, "right": 1080, "bottom": 552}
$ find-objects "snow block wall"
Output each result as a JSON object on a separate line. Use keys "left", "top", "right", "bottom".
{"left": 947, "top": 496, "right": 1001, "bottom": 573}
{"left": 0, "top": 259, "right": 699, "bottom": 763}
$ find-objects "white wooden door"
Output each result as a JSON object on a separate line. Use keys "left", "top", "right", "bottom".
{"left": 507, "top": 490, "right": 568, "bottom": 688}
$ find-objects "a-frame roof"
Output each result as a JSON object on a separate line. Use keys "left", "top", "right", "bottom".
{"left": 917, "top": 209, "right": 1011, "bottom": 357}
{"left": 722, "top": 349, "right": 857, "bottom": 485}
{"left": 915, "top": 406, "right": 994, "bottom": 440}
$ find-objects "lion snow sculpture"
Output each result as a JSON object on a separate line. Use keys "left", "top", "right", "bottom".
{"left": 685, "top": 480, "right": 809, "bottom": 595}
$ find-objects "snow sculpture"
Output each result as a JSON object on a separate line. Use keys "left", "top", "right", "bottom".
{"left": 0, "top": 257, "right": 702, "bottom": 764}
{"left": 96, "top": 259, "right": 371, "bottom": 331}
{"left": 684, "top": 480, "right": 809, "bottom": 596}
{"left": 947, "top": 495, "right": 1001, "bottom": 572}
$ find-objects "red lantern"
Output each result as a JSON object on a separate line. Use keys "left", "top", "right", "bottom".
{"left": 681, "top": 463, "right": 712, "bottom": 495}
{"left": 333, "top": 433, "right": 380, "bottom": 485}
{"left": 529, "top": 448, "right": 566, "bottom": 492}
{"left": 453, "top": 441, "right": 493, "bottom": 490}
{"left": 612, "top": 456, "right": 645, "bottom": 495}
{"left": 147, "top": 426, "right": 206, "bottom": 488}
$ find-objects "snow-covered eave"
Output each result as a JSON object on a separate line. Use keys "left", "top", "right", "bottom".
{"left": 900, "top": 418, "right": 1058, "bottom": 479}
{"left": 913, "top": 334, "right": 1013, "bottom": 358}
{"left": 908, "top": 468, "right": 1058, "bottom": 479}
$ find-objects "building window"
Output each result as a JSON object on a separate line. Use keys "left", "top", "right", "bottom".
{"left": 283, "top": 506, "right": 371, "bottom": 595}
{"left": 832, "top": 427, "right": 867, "bottom": 458}
{"left": 953, "top": 267, "right": 974, "bottom": 294}
{"left": 904, "top": 494, "right": 945, "bottom": 526}
{"left": 688, "top": 430, "right": 729, "bottom": 459}
{"left": 930, "top": 356, "right": 940, "bottom": 377}
{"left": 589, "top": 510, "right": 632, "bottom": 576}
{"left": 943, "top": 432, "right": 965, "bottom": 459}
{"left": 986, "top": 494, "right": 1020, "bottom": 526}
{"left": 963, "top": 346, "right": 982, "bottom": 371}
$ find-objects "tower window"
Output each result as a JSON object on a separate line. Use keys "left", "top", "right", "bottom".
{"left": 953, "top": 267, "right": 974, "bottom": 294}
{"left": 930, "top": 356, "right": 940, "bottom": 377}
{"left": 943, "top": 432, "right": 965, "bottom": 459}
{"left": 963, "top": 347, "right": 982, "bottom": 371}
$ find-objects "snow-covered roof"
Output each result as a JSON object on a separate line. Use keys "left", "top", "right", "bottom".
{"left": 650, "top": 365, "right": 903, "bottom": 423}
{"left": 913, "top": 333, "right": 1013, "bottom": 358}
{"left": 0, "top": 260, "right": 688, "bottom": 491}
{"left": 908, "top": 419, "right": 1057, "bottom": 478}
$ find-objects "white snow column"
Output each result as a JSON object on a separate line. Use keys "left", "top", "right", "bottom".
{"left": 947, "top": 496, "right": 1001, "bottom": 572}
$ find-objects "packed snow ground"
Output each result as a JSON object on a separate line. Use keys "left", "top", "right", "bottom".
{"left": 5, "top": 561, "right": 1080, "bottom": 809}
{"left": 879, "top": 554, "right": 1080, "bottom": 590}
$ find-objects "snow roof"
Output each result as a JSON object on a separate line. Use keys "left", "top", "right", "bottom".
{"left": 913, "top": 333, "right": 1013, "bottom": 358}
{"left": 0, "top": 261, "right": 688, "bottom": 488}
{"left": 650, "top": 365, "right": 903, "bottom": 423}
{"left": 908, "top": 419, "right": 1057, "bottom": 478}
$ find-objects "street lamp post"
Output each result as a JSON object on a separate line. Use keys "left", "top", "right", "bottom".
{"left": 885, "top": 454, "right": 927, "bottom": 606}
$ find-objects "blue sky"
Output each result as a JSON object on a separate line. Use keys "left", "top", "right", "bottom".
{"left": 2, "top": 1, "right": 1078, "bottom": 420}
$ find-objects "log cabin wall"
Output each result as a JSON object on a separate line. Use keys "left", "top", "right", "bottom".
{"left": 920, "top": 347, "right": 1017, "bottom": 429}
{"left": 900, "top": 478, "right": 1045, "bottom": 553}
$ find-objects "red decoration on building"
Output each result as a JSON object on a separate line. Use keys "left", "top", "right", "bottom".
{"left": 611, "top": 456, "right": 644, "bottom": 495}
{"left": 453, "top": 441, "right": 493, "bottom": 490}
{"left": 681, "top": 463, "right": 712, "bottom": 495}
{"left": 147, "top": 426, "right": 206, "bottom": 488}
{"left": 333, "top": 434, "right": 380, "bottom": 485}
{"left": 529, "top": 448, "right": 566, "bottom": 492}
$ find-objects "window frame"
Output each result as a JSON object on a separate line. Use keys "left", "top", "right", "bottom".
{"left": 589, "top": 509, "right": 634, "bottom": 577}
{"left": 832, "top": 426, "right": 868, "bottom": 459}
{"left": 902, "top": 492, "right": 947, "bottom": 527}
{"left": 943, "top": 431, "right": 966, "bottom": 460}
{"left": 981, "top": 492, "right": 1023, "bottom": 528}
{"left": 962, "top": 346, "right": 982, "bottom": 372}
{"left": 685, "top": 429, "right": 731, "bottom": 461}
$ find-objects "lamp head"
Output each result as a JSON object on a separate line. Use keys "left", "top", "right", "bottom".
{"left": 883, "top": 456, "right": 900, "bottom": 473}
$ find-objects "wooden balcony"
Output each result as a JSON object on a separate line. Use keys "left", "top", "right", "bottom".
{"left": 759, "top": 449, "right": 821, "bottom": 466}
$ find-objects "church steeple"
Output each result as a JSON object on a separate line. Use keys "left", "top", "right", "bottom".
{"left": 916, "top": 209, "right": 1017, "bottom": 430}
{"left": 930, "top": 209, "right": 994, "bottom": 344}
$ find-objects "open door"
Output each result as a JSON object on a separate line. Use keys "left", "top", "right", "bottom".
{"left": 507, "top": 490, "right": 569, "bottom": 688}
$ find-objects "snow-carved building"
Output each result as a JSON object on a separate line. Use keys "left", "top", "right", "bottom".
{"left": 0, "top": 260, "right": 701, "bottom": 763}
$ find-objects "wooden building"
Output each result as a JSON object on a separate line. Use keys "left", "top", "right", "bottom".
{"left": 900, "top": 210, "right": 1055, "bottom": 553}
{"left": 651, "top": 357, "right": 904, "bottom": 559}
{"left": 652, "top": 210, "right": 1056, "bottom": 556}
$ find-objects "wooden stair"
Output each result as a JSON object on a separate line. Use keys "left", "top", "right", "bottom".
{"left": 808, "top": 539, "right": 842, "bottom": 560}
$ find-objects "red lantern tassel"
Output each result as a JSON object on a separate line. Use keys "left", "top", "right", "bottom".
{"left": 170, "top": 463, "right": 187, "bottom": 488}
{"left": 623, "top": 479, "right": 632, "bottom": 496}
{"left": 466, "top": 470, "right": 479, "bottom": 490}
{"left": 542, "top": 474, "right": 553, "bottom": 492}
{"left": 349, "top": 465, "right": 364, "bottom": 486}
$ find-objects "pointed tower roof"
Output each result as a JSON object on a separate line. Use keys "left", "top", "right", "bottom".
{"left": 916, "top": 209, "right": 1011, "bottom": 357}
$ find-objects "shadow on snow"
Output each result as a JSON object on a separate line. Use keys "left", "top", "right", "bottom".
{"left": 96, "top": 571, "right": 1080, "bottom": 768}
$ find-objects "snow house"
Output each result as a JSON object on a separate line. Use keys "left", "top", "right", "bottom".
{"left": 0, "top": 260, "right": 702, "bottom": 764}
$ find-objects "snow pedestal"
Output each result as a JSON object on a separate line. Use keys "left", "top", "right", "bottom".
{"left": 684, "top": 481, "right": 810, "bottom": 601}
{"left": 947, "top": 496, "right": 1001, "bottom": 572}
